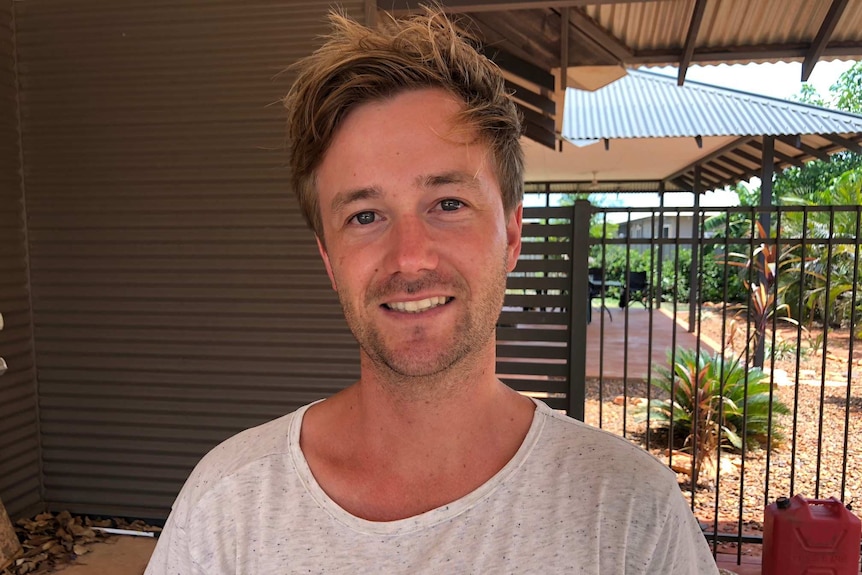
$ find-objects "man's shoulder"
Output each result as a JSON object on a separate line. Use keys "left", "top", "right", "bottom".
{"left": 201, "top": 407, "right": 301, "bottom": 474}
{"left": 532, "top": 400, "right": 675, "bottom": 481}
{"left": 171, "top": 404, "right": 309, "bottom": 519}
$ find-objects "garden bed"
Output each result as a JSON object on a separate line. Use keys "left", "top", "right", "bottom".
{"left": 584, "top": 306, "right": 862, "bottom": 552}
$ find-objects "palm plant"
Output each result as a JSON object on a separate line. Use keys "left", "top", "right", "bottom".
{"left": 636, "top": 347, "right": 790, "bottom": 486}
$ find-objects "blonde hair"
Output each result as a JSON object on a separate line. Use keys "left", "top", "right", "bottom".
{"left": 284, "top": 9, "right": 524, "bottom": 238}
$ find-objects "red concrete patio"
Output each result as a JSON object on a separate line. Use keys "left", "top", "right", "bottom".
{"left": 586, "top": 305, "right": 721, "bottom": 380}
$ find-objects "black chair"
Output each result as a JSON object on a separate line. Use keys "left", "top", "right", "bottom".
{"left": 620, "top": 271, "right": 650, "bottom": 308}
{"left": 588, "top": 267, "right": 613, "bottom": 322}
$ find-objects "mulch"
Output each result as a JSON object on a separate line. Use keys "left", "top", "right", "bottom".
{"left": 584, "top": 308, "right": 862, "bottom": 558}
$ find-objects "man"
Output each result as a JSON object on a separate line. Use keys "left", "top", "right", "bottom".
{"left": 145, "top": 9, "right": 719, "bottom": 574}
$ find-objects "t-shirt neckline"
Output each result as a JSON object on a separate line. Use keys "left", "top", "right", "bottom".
{"left": 288, "top": 398, "right": 549, "bottom": 536}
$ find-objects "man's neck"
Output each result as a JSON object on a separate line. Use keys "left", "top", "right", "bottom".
{"left": 299, "top": 352, "right": 535, "bottom": 521}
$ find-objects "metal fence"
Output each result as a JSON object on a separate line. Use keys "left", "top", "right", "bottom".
{"left": 574, "top": 200, "right": 862, "bottom": 563}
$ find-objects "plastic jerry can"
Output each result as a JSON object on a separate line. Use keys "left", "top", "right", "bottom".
{"left": 763, "top": 495, "right": 861, "bottom": 575}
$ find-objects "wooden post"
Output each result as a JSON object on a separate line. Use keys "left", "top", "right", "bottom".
{"left": 0, "top": 496, "right": 22, "bottom": 570}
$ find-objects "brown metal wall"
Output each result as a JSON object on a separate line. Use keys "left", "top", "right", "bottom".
{"left": 14, "top": 0, "right": 364, "bottom": 519}
{"left": 0, "top": 0, "right": 42, "bottom": 519}
{"left": 498, "top": 206, "right": 573, "bottom": 413}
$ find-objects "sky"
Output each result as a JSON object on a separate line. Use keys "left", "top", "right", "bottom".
{"left": 602, "top": 59, "right": 857, "bottom": 209}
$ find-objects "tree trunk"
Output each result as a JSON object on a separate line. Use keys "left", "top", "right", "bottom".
{"left": 0, "top": 497, "right": 22, "bottom": 570}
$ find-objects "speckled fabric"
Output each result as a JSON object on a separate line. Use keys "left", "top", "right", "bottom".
{"left": 145, "top": 399, "right": 718, "bottom": 574}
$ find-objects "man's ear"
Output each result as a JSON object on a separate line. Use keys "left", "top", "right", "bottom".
{"left": 316, "top": 235, "right": 338, "bottom": 291}
{"left": 506, "top": 203, "right": 523, "bottom": 272}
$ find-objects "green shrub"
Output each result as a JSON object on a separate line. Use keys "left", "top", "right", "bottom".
{"left": 659, "top": 248, "right": 747, "bottom": 304}
{"left": 635, "top": 347, "right": 789, "bottom": 482}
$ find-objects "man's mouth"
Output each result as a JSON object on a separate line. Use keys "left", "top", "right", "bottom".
{"left": 385, "top": 296, "right": 452, "bottom": 313}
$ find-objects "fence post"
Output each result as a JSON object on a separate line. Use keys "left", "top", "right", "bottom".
{"left": 688, "top": 167, "right": 701, "bottom": 332}
{"left": 568, "top": 200, "right": 591, "bottom": 420}
{"left": 755, "top": 136, "right": 775, "bottom": 368}
{"left": 656, "top": 182, "right": 665, "bottom": 308}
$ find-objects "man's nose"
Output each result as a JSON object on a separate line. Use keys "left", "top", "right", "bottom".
{"left": 386, "top": 216, "right": 438, "bottom": 275}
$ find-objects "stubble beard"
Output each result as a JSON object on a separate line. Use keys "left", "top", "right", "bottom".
{"left": 339, "top": 254, "right": 509, "bottom": 396}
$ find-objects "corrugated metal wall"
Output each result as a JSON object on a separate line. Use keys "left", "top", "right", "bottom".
{"left": 0, "top": 0, "right": 41, "bottom": 519}
{"left": 14, "top": 0, "right": 364, "bottom": 519}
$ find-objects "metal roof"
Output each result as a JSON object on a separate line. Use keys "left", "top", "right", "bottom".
{"left": 564, "top": 69, "right": 862, "bottom": 140}
{"left": 580, "top": 0, "right": 862, "bottom": 68}
{"left": 383, "top": 0, "right": 862, "bottom": 150}
{"left": 523, "top": 68, "right": 862, "bottom": 192}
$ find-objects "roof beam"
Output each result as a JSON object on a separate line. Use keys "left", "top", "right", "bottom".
{"left": 775, "top": 151, "right": 806, "bottom": 169}
{"left": 729, "top": 147, "right": 774, "bottom": 170}
{"left": 802, "top": 0, "right": 850, "bottom": 81}
{"left": 775, "top": 135, "right": 831, "bottom": 162}
{"left": 701, "top": 160, "right": 737, "bottom": 180}
{"left": 520, "top": 103, "right": 556, "bottom": 133}
{"left": 663, "top": 136, "right": 754, "bottom": 183}
{"left": 671, "top": 176, "right": 691, "bottom": 191}
{"left": 568, "top": 8, "right": 633, "bottom": 62}
{"left": 629, "top": 42, "right": 862, "bottom": 65}
{"left": 677, "top": 0, "right": 708, "bottom": 85}
{"left": 560, "top": 6, "right": 569, "bottom": 91}
{"left": 380, "top": 0, "right": 653, "bottom": 15}
{"left": 750, "top": 142, "right": 806, "bottom": 169}
{"left": 822, "top": 133, "right": 862, "bottom": 155}
{"left": 505, "top": 79, "right": 556, "bottom": 115}
{"left": 712, "top": 154, "right": 754, "bottom": 175}
{"left": 521, "top": 108, "right": 557, "bottom": 149}
{"left": 696, "top": 163, "right": 726, "bottom": 184}
{"left": 490, "top": 49, "right": 556, "bottom": 90}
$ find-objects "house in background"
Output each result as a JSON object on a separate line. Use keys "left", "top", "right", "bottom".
{"left": 614, "top": 210, "right": 720, "bottom": 259}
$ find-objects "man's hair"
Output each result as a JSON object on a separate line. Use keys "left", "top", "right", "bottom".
{"left": 284, "top": 9, "right": 525, "bottom": 238}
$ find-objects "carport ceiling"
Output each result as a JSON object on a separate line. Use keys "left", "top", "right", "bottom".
{"left": 386, "top": 0, "right": 862, "bottom": 80}
{"left": 382, "top": 0, "right": 862, "bottom": 150}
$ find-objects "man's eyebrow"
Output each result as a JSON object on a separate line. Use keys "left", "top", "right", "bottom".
{"left": 418, "top": 171, "right": 481, "bottom": 190}
{"left": 330, "top": 187, "right": 381, "bottom": 214}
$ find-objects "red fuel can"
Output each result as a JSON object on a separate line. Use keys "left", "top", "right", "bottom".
{"left": 763, "top": 495, "right": 861, "bottom": 575}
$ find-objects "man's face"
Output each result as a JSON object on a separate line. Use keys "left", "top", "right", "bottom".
{"left": 314, "top": 88, "right": 522, "bottom": 380}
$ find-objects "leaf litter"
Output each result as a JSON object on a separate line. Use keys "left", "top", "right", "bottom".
{"left": 0, "top": 511, "right": 160, "bottom": 575}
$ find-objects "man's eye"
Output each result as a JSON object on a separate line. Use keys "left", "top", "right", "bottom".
{"left": 440, "top": 199, "right": 463, "bottom": 211}
{"left": 350, "top": 211, "right": 376, "bottom": 225}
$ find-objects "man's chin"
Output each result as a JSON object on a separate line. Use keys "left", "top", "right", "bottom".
{"left": 376, "top": 353, "right": 460, "bottom": 380}
{"left": 360, "top": 342, "right": 467, "bottom": 380}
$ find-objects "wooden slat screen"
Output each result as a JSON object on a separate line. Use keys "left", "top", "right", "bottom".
{"left": 498, "top": 205, "right": 574, "bottom": 411}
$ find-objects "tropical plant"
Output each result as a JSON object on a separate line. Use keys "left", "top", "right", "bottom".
{"left": 659, "top": 248, "right": 746, "bottom": 304}
{"left": 780, "top": 169, "right": 862, "bottom": 331}
{"left": 740, "top": 62, "right": 862, "bottom": 334}
{"left": 724, "top": 221, "right": 808, "bottom": 367}
{"left": 635, "top": 347, "right": 790, "bottom": 485}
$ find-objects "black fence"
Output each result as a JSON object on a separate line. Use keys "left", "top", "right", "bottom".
{"left": 575, "top": 200, "right": 862, "bottom": 563}
{"left": 498, "top": 195, "right": 861, "bottom": 562}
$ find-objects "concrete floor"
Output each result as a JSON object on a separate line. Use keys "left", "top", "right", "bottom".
{"left": 56, "top": 536, "right": 156, "bottom": 575}
{"left": 586, "top": 306, "right": 720, "bottom": 380}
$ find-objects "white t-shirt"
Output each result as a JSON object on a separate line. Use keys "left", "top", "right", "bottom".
{"left": 145, "top": 399, "right": 719, "bottom": 574}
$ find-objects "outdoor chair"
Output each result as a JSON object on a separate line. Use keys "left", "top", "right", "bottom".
{"left": 619, "top": 271, "right": 650, "bottom": 308}
{"left": 588, "top": 267, "right": 613, "bottom": 322}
